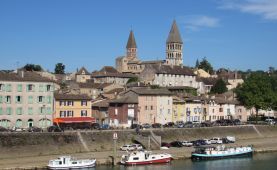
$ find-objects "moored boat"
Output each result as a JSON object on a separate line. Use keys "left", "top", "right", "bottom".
{"left": 47, "top": 156, "right": 96, "bottom": 169}
{"left": 191, "top": 145, "right": 253, "bottom": 161}
{"left": 121, "top": 150, "right": 172, "bottom": 165}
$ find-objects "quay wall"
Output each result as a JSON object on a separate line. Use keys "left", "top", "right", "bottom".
{"left": 0, "top": 125, "right": 277, "bottom": 159}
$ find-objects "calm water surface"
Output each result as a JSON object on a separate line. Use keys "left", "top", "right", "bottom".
{"left": 86, "top": 152, "right": 277, "bottom": 170}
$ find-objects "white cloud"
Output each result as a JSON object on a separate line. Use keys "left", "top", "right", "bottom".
{"left": 218, "top": 0, "right": 277, "bottom": 20}
{"left": 178, "top": 15, "right": 220, "bottom": 31}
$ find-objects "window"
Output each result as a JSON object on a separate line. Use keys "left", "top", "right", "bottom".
{"left": 6, "top": 107, "right": 12, "bottom": 115}
{"left": 81, "top": 101, "right": 87, "bottom": 106}
{"left": 46, "top": 107, "right": 52, "bottom": 114}
{"left": 28, "top": 107, "right": 33, "bottom": 115}
{"left": 17, "top": 84, "right": 22, "bottom": 92}
{"left": 0, "top": 107, "right": 3, "bottom": 115}
{"left": 168, "top": 109, "right": 170, "bottom": 114}
{"left": 67, "top": 111, "right": 73, "bottom": 117}
{"left": 28, "top": 96, "right": 33, "bottom": 104}
{"left": 168, "top": 100, "right": 170, "bottom": 105}
{"left": 16, "top": 107, "right": 23, "bottom": 115}
{"left": 67, "top": 101, "right": 74, "bottom": 106}
{"left": 38, "top": 96, "right": 43, "bottom": 103}
{"left": 46, "top": 85, "right": 51, "bottom": 91}
{"left": 16, "top": 96, "right": 22, "bottom": 103}
{"left": 59, "top": 101, "right": 64, "bottom": 106}
{"left": 27, "top": 84, "right": 34, "bottom": 91}
{"left": 219, "top": 108, "right": 223, "bottom": 112}
{"left": 194, "top": 108, "right": 197, "bottom": 114}
{"left": 6, "top": 96, "right": 11, "bottom": 104}
{"left": 0, "top": 84, "right": 4, "bottom": 91}
{"left": 0, "top": 96, "right": 2, "bottom": 103}
{"left": 133, "top": 157, "right": 139, "bottom": 160}
{"left": 150, "top": 106, "right": 153, "bottom": 110}
{"left": 212, "top": 109, "right": 215, "bottom": 113}
{"left": 6, "top": 84, "right": 12, "bottom": 92}
{"left": 145, "top": 106, "right": 147, "bottom": 110}
{"left": 60, "top": 111, "right": 66, "bottom": 117}
{"left": 81, "top": 110, "right": 87, "bottom": 117}
{"left": 40, "top": 107, "right": 46, "bottom": 114}
{"left": 115, "top": 108, "right": 118, "bottom": 115}
{"left": 227, "top": 108, "right": 231, "bottom": 114}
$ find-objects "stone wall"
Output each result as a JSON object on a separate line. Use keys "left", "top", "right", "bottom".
{"left": 0, "top": 125, "right": 277, "bottom": 159}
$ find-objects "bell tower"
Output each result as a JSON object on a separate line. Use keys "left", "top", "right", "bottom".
{"left": 166, "top": 20, "right": 183, "bottom": 66}
{"left": 126, "top": 30, "right": 137, "bottom": 60}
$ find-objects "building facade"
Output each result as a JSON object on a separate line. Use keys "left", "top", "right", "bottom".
{"left": 53, "top": 93, "right": 94, "bottom": 125}
{"left": 0, "top": 71, "right": 55, "bottom": 128}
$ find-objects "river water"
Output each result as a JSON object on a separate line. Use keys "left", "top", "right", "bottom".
{"left": 94, "top": 152, "right": 277, "bottom": 170}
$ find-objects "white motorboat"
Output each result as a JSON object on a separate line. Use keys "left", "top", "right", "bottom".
{"left": 47, "top": 156, "right": 96, "bottom": 169}
{"left": 121, "top": 150, "right": 172, "bottom": 165}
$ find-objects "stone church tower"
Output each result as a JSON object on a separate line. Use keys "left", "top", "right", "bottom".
{"left": 126, "top": 30, "right": 137, "bottom": 60}
{"left": 116, "top": 30, "right": 139, "bottom": 73}
{"left": 166, "top": 20, "right": 183, "bottom": 66}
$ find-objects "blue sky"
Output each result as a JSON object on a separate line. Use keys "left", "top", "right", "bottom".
{"left": 0, "top": 0, "right": 277, "bottom": 72}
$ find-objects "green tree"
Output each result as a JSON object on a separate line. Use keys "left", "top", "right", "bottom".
{"left": 55, "top": 63, "right": 65, "bottom": 74}
{"left": 23, "top": 64, "right": 43, "bottom": 71}
{"left": 127, "top": 77, "right": 139, "bottom": 84}
{"left": 210, "top": 78, "right": 228, "bottom": 94}
{"left": 195, "top": 59, "right": 199, "bottom": 68}
{"left": 235, "top": 73, "right": 277, "bottom": 122}
{"left": 198, "top": 57, "right": 213, "bottom": 74}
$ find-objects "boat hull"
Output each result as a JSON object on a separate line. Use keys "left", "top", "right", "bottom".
{"left": 191, "top": 150, "right": 253, "bottom": 161}
{"left": 47, "top": 162, "right": 96, "bottom": 169}
{"left": 122, "top": 157, "right": 172, "bottom": 166}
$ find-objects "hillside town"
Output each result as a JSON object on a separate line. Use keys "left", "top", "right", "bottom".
{"left": 0, "top": 20, "right": 276, "bottom": 131}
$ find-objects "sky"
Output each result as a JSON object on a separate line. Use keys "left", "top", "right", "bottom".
{"left": 0, "top": 0, "right": 277, "bottom": 73}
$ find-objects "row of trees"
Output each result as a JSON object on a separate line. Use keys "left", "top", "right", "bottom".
{"left": 22, "top": 63, "right": 65, "bottom": 74}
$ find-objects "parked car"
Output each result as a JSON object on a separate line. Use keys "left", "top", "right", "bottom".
{"left": 265, "top": 119, "right": 275, "bottom": 125}
{"left": 163, "top": 122, "right": 175, "bottom": 128}
{"left": 130, "top": 124, "right": 142, "bottom": 129}
{"left": 181, "top": 141, "right": 193, "bottom": 147}
{"left": 201, "top": 122, "right": 212, "bottom": 127}
{"left": 90, "top": 123, "right": 101, "bottom": 130}
{"left": 47, "top": 126, "right": 63, "bottom": 132}
{"left": 222, "top": 136, "right": 236, "bottom": 143}
{"left": 210, "top": 137, "right": 223, "bottom": 144}
{"left": 101, "top": 124, "right": 110, "bottom": 130}
{"left": 131, "top": 144, "right": 143, "bottom": 150}
{"left": 175, "top": 121, "right": 185, "bottom": 128}
{"left": 27, "top": 126, "right": 43, "bottom": 132}
{"left": 142, "top": 123, "right": 151, "bottom": 129}
{"left": 203, "top": 139, "right": 212, "bottom": 145}
{"left": 152, "top": 123, "right": 162, "bottom": 128}
{"left": 233, "top": 119, "right": 241, "bottom": 125}
{"left": 170, "top": 141, "right": 183, "bottom": 147}
{"left": 191, "top": 140, "right": 202, "bottom": 146}
{"left": 120, "top": 144, "right": 135, "bottom": 151}
{"left": 161, "top": 142, "right": 171, "bottom": 148}
{"left": 184, "top": 121, "right": 193, "bottom": 128}
{"left": 11, "top": 127, "right": 26, "bottom": 132}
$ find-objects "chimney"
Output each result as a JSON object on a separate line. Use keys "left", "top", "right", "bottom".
{"left": 17, "top": 70, "right": 24, "bottom": 78}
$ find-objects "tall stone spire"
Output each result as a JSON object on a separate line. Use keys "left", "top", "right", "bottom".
{"left": 166, "top": 20, "right": 183, "bottom": 44}
{"left": 126, "top": 30, "right": 137, "bottom": 59}
{"left": 166, "top": 20, "right": 183, "bottom": 66}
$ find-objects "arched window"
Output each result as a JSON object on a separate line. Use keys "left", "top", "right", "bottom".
{"left": 16, "top": 119, "right": 23, "bottom": 128}
{"left": 39, "top": 118, "right": 51, "bottom": 128}
{"left": 0, "top": 119, "right": 11, "bottom": 128}
{"left": 28, "top": 119, "right": 34, "bottom": 128}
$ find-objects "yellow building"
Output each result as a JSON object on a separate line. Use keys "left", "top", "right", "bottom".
{"left": 54, "top": 93, "right": 94, "bottom": 125}
{"left": 172, "top": 97, "right": 186, "bottom": 122}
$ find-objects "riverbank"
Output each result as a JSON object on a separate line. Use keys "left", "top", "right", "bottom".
{"left": 1, "top": 125, "right": 277, "bottom": 169}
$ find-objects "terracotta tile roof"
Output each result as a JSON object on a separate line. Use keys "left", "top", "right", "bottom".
{"left": 76, "top": 67, "right": 90, "bottom": 75}
{"left": 78, "top": 82, "right": 113, "bottom": 89}
{"left": 91, "top": 99, "right": 109, "bottom": 108}
{"left": 144, "top": 64, "right": 195, "bottom": 76}
{"left": 92, "top": 66, "right": 137, "bottom": 78}
{"left": 54, "top": 93, "right": 91, "bottom": 100}
{"left": 0, "top": 71, "right": 55, "bottom": 83}
{"left": 109, "top": 94, "right": 138, "bottom": 104}
{"left": 105, "top": 88, "right": 124, "bottom": 94}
